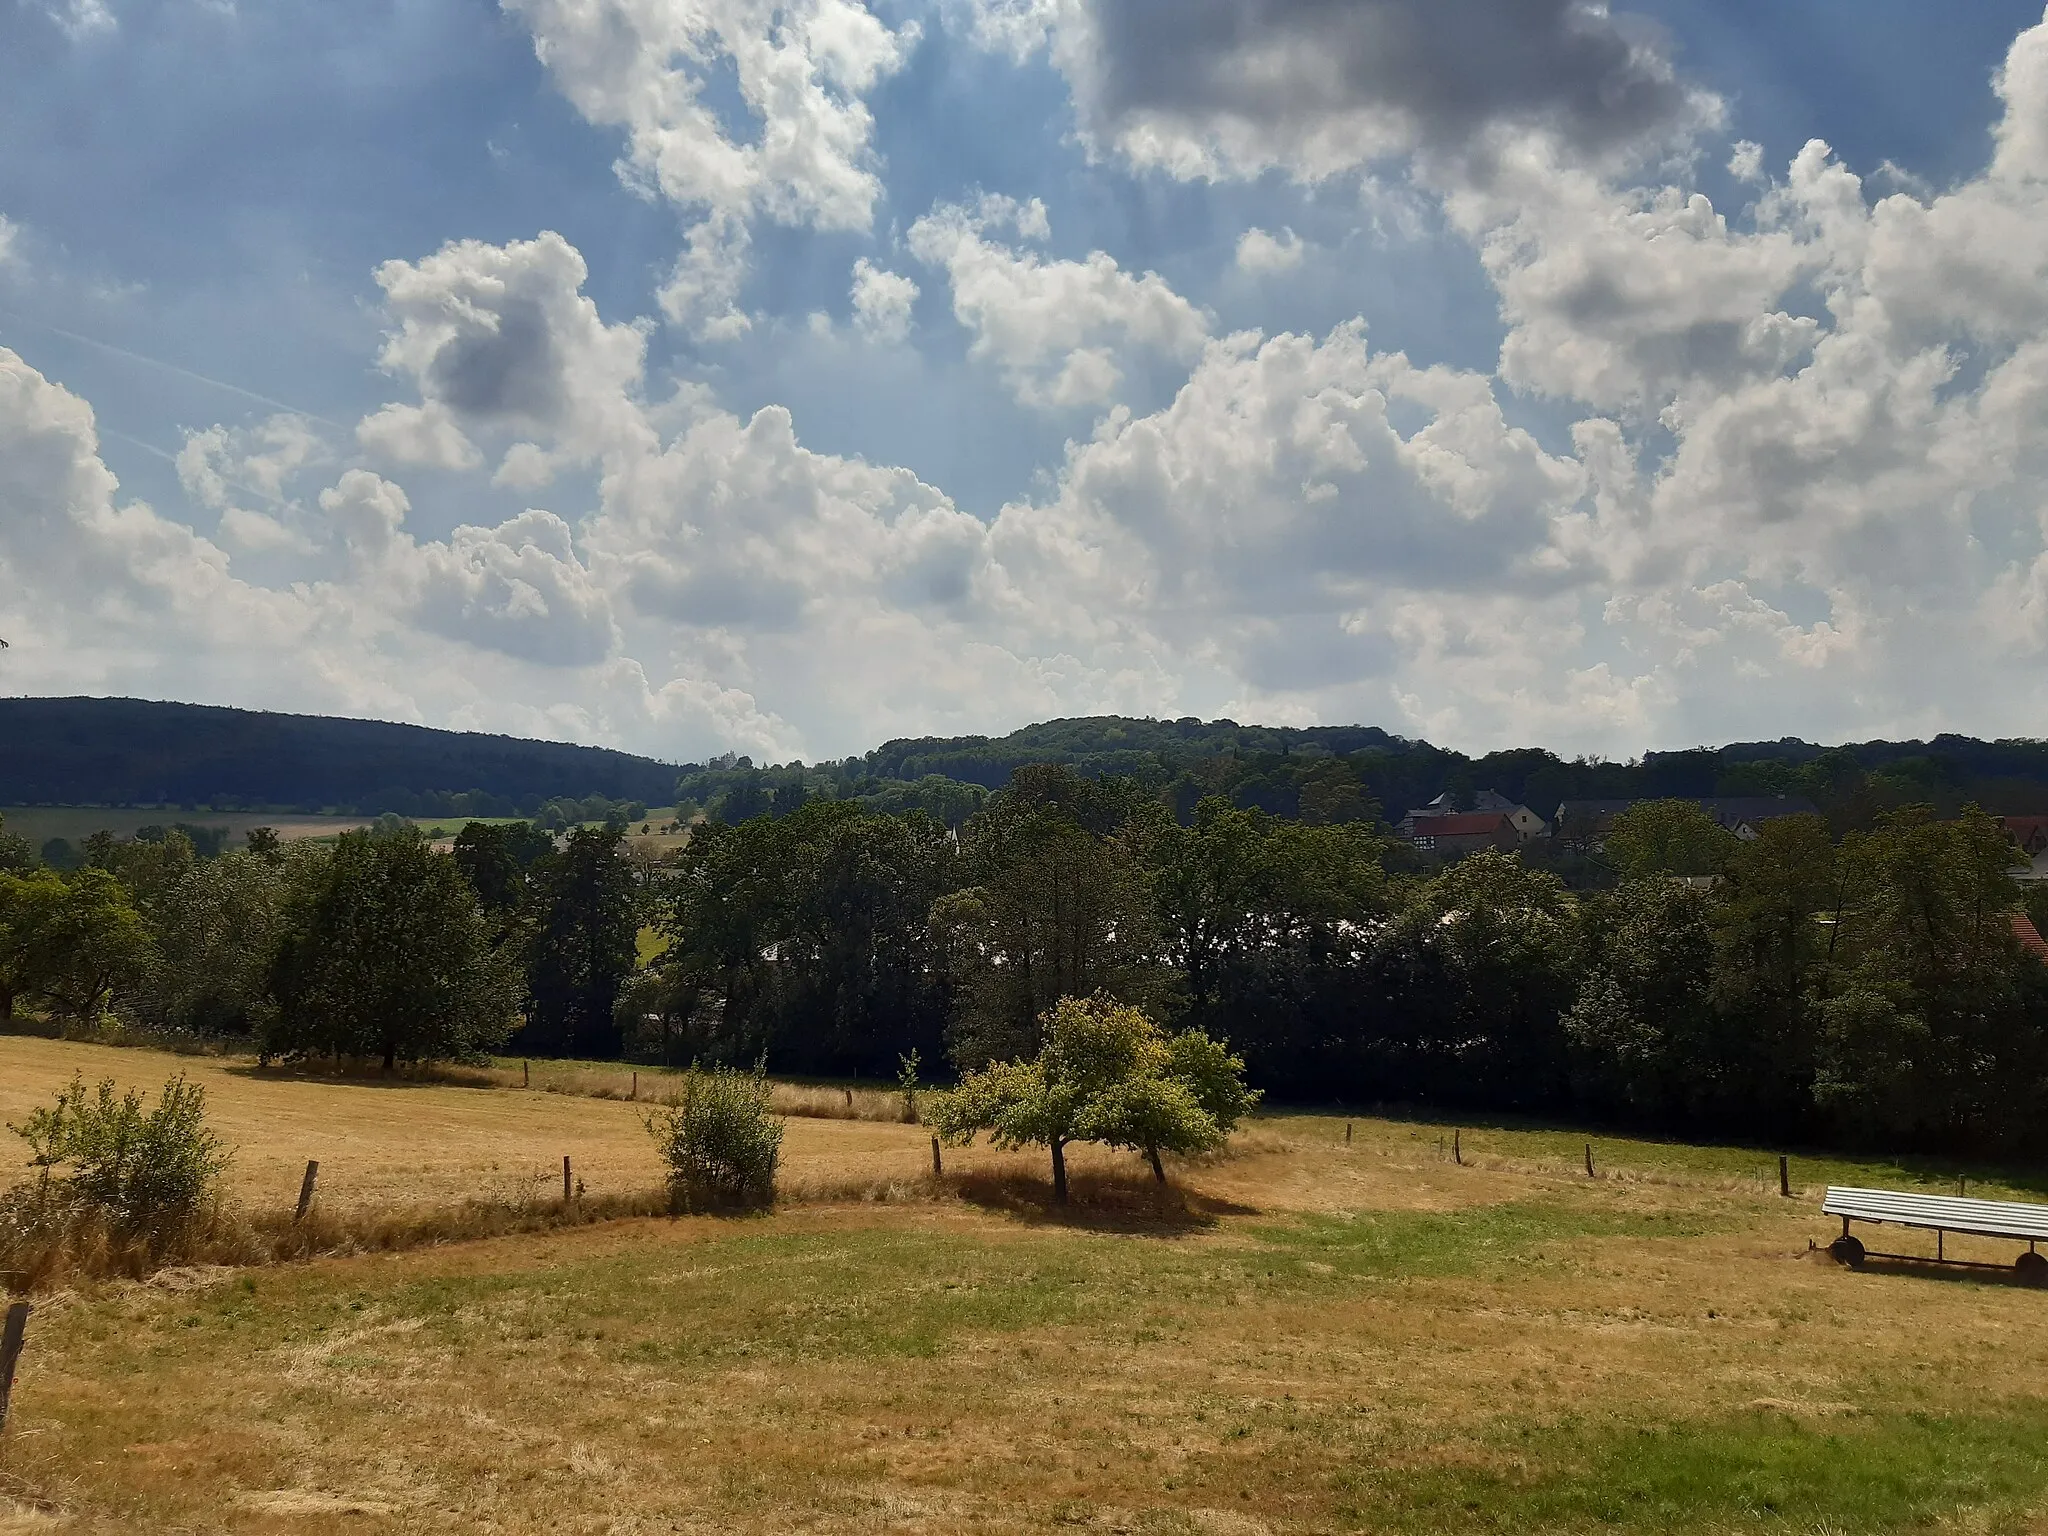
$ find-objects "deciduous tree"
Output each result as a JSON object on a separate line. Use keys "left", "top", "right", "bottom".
{"left": 926, "top": 994, "right": 1257, "bottom": 1200}
{"left": 936, "top": 767, "right": 1173, "bottom": 1069}
{"left": 1604, "top": 799, "right": 1740, "bottom": 880}
{"left": 264, "top": 828, "right": 515, "bottom": 1068}
{"left": 523, "top": 824, "right": 639, "bottom": 1058}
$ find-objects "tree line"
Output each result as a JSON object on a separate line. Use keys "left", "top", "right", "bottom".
{"left": 667, "top": 723, "right": 2048, "bottom": 859}
{"left": 634, "top": 772, "right": 2048, "bottom": 1155}
{"left": 4, "top": 770, "right": 2047, "bottom": 1157}
{"left": 0, "top": 813, "right": 644, "bottom": 1069}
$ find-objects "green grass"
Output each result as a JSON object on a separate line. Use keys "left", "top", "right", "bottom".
{"left": 1257, "top": 1201, "right": 1714, "bottom": 1282}
{"left": 636, "top": 924, "right": 671, "bottom": 966}
{"left": 1319, "top": 1110, "right": 2048, "bottom": 1203}
{"left": 1341, "top": 1403, "right": 2048, "bottom": 1532}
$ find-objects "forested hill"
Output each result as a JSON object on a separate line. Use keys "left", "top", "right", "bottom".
{"left": 0, "top": 697, "right": 678, "bottom": 813}
{"left": 841, "top": 716, "right": 2048, "bottom": 826}
{"left": 12, "top": 696, "right": 2048, "bottom": 826}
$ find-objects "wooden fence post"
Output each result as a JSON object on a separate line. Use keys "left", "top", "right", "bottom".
{"left": 294, "top": 1159, "right": 320, "bottom": 1222}
{"left": 630, "top": 1071, "right": 637, "bottom": 1100}
{"left": 0, "top": 1301, "right": 29, "bottom": 1434}
{"left": 1345, "top": 1122, "right": 1353, "bottom": 1146}
{"left": 1453, "top": 1129, "right": 1462, "bottom": 1166}
{"left": 931, "top": 1137, "right": 943, "bottom": 1177}
{"left": 523, "top": 1060, "right": 529, "bottom": 1088}
{"left": 563, "top": 1156, "right": 573, "bottom": 1203}
{"left": 1585, "top": 1143, "right": 1595, "bottom": 1178}
{"left": 1780, "top": 1155, "right": 1790, "bottom": 1198}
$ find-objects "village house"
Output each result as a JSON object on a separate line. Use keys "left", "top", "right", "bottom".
{"left": 1552, "top": 796, "right": 1819, "bottom": 851}
{"left": 1405, "top": 811, "right": 1523, "bottom": 856}
{"left": 1397, "top": 790, "right": 1548, "bottom": 843}
{"left": 2000, "top": 815, "right": 2048, "bottom": 883}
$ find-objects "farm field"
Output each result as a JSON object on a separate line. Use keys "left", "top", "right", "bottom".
{"left": 1, "top": 806, "right": 693, "bottom": 858}
{"left": 4, "top": 1037, "right": 2048, "bottom": 1533}
{"left": 0, "top": 809, "right": 379, "bottom": 851}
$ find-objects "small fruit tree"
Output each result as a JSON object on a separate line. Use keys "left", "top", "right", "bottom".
{"left": 925, "top": 993, "right": 1258, "bottom": 1201}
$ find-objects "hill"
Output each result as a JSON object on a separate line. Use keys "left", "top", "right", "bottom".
{"left": 0, "top": 696, "right": 679, "bottom": 815}
{"left": 833, "top": 718, "right": 2048, "bottom": 828}
{"left": 9, "top": 696, "right": 2048, "bottom": 828}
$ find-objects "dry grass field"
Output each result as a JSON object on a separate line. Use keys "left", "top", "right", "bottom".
{"left": 4, "top": 1035, "right": 2048, "bottom": 1534}
{"left": 0, "top": 809, "right": 379, "bottom": 852}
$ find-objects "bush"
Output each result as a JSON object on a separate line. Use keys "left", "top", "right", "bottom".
{"left": 9, "top": 1072, "right": 231, "bottom": 1247}
{"left": 645, "top": 1065, "right": 783, "bottom": 1210}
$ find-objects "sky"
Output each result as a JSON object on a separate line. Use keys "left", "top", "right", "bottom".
{"left": 3, "top": 1, "right": 2048, "bottom": 764}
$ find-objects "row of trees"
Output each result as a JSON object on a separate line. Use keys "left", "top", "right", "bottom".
{"left": 628, "top": 770, "right": 2048, "bottom": 1154}
{"left": 0, "top": 813, "right": 643, "bottom": 1069}
{"left": 7, "top": 773, "right": 2048, "bottom": 1156}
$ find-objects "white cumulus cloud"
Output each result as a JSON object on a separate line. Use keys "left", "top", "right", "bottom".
{"left": 850, "top": 258, "right": 919, "bottom": 342}
{"left": 1235, "top": 226, "right": 1305, "bottom": 273}
{"left": 505, "top": 0, "right": 917, "bottom": 339}
{"left": 908, "top": 195, "right": 1211, "bottom": 408}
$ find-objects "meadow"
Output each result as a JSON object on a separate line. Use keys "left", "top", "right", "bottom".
{"left": 3, "top": 1035, "right": 2048, "bottom": 1534}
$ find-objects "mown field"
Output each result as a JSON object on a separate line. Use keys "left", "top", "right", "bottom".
{"left": 0, "top": 809, "right": 378, "bottom": 851}
{"left": 0, "top": 807, "right": 691, "bottom": 854}
{"left": 3, "top": 1036, "right": 2048, "bottom": 1534}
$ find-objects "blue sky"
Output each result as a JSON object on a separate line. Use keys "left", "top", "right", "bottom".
{"left": 4, "top": 1, "right": 2048, "bottom": 761}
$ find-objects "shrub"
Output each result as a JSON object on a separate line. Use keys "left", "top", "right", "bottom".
{"left": 897, "top": 1049, "right": 922, "bottom": 1124}
{"left": 9, "top": 1072, "right": 231, "bottom": 1247}
{"left": 645, "top": 1065, "right": 783, "bottom": 1210}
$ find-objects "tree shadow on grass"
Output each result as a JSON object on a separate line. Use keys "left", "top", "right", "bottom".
{"left": 222, "top": 1060, "right": 503, "bottom": 1092}
{"left": 946, "top": 1167, "right": 1257, "bottom": 1236}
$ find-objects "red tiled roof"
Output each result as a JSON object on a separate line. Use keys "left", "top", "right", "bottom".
{"left": 2014, "top": 913, "right": 2048, "bottom": 964}
{"left": 1412, "top": 813, "right": 1512, "bottom": 837}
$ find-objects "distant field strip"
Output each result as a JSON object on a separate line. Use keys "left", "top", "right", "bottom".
{"left": 0, "top": 806, "right": 375, "bottom": 848}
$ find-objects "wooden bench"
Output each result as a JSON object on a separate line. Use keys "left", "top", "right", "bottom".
{"left": 1823, "top": 1186, "right": 2048, "bottom": 1284}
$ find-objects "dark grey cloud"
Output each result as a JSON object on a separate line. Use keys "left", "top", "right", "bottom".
{"left": 1066, "top": 0, "right": 1697, "bottom": 169}
{"left": 424, "top": 297, "right": 568, "bottom": 427}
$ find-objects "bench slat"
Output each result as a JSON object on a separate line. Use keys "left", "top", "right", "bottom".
{"left": 1822, "top": 1185, "right": 2048, "bottom": 1241}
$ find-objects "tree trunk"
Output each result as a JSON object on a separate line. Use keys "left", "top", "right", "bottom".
{"left": 1050, "top": 1139, "right": 1068, "bottom": 1204}
{"left": 1146, "top": 1143, "right": 1166, "bottom": 1183}
{"left": 382, "top": 1039, "right": 396, "bottom": 1072}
